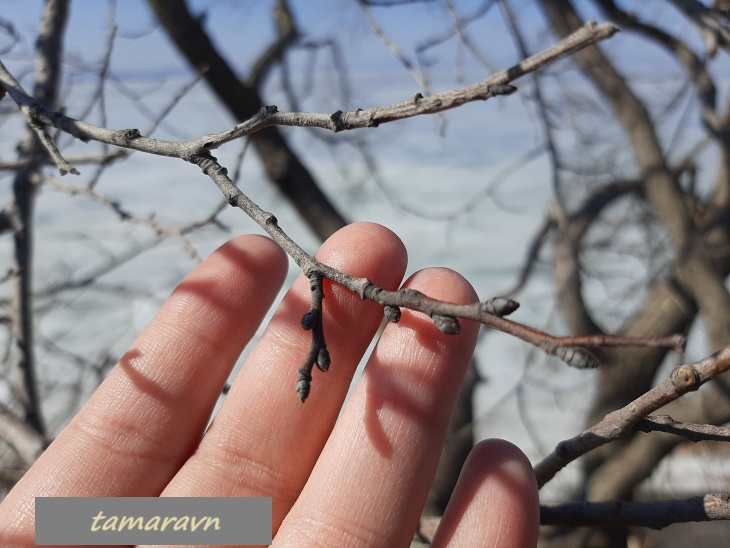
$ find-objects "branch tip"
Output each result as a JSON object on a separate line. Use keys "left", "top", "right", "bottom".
{"left": 317, "top": 347, "right": 331, "bottom": 372}
{"left": 296, "top": 369, "right": 311, "bottom": 403}
{"left": 586, "top": 19, "right": 620, "bottom": 37}
{"left": 482, "top": 297, "right": 520, "bottom": 317}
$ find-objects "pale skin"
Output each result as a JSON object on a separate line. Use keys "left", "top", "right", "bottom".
{"left": 0, "top": 222, "right": 539, "bottom": 547}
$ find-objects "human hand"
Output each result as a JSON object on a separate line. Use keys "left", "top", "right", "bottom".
{"left": 1, "top": 222, "right": 538, "bottom": 547}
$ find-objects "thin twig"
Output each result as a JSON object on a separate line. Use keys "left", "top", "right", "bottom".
{"left": 636, "top": 415, "right": 730, "bottom": 443}
{"left": 0, "top": 150, "right": 128, "bottom": 171}
{"left": 359, "top": 1, "right": 431, "bottom": 91}
{"left": 0, "top": 22, "right": 620, "bottom": 161}
{"left": 202, "top": 22, "right": 618, "bottom": 146}
{"left": 44, "top": 177, "right": 201, "bottom": 260}
{"left": 534, "top": 345, "right": 730, "bottom": 489}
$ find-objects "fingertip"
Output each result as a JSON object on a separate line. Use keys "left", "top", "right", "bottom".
{"left": 316, "top": 222, "right": 408, "bottom": 283}
{"left": 221, "top": 233, "right": 289, "bottom": 285}
{"left": 433, "top": 439, "right": 539, "bottom": 548}
{"left": 163, "top": 234, "right": 289, "bottom": 338}
{"left": 406, "top": 266, "right": 477, "bottom": 296}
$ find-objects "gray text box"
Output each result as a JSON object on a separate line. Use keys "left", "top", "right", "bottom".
{"left": 35, "top": 497, "right": 271, "bottom": 545}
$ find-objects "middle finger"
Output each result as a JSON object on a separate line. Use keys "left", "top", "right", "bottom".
{"left": 160, "top": 223, "right": 408, "bottom": 528}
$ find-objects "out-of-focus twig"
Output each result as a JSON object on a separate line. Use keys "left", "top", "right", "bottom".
{"left": 541, "top": 493, "right": 730, "bottom": 528}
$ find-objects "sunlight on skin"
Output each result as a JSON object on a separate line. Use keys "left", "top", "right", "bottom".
{"left": 0, "top": 223, "right": 538, "bottom": 547}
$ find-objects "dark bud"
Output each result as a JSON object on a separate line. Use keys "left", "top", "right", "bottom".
{"left": 384, "top": 305, "right": 401, "bottom": 323}
{"left": 296, "top": 379, "right": 310, "bottom": 402}
{"left": 433, "top": 315, "right": 461, "bottom": 335}
{"left": 557, "top": 347, "right": 599, "bottom": 369}
{"left": 483, "top": 297, "right": 520, "bottom": 317}
{"left": 317, "top": 347, "right": 331, "bottom": 372}
{"left": 301, "top": 311, "right": 315, "bottom": 330}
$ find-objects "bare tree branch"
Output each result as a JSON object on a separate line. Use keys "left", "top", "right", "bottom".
{"left": 6, "top": 0, "right": 70, "bottom": 439}
{"left": 585, "top": 384, "right": 730, "bottom": 502}
{"left": 0, "top": 22, "right": 618, "bottom": 161}
{"left": 0, "top": 150, "right": 128, "bottom": 171}
{"left": 203, "top": 22, "right": 617, "bottom": 142}
{"left": 415, "top": 0, "right": 496, "bottom": 71}
{"left": 247, "top": 0, "right": 299, "bottom": 89}
{"left": 543, "top": 0, "right": 730, "bottom": 355}
{"left": 359, "top": 1, "right": 431, "bottom": 91}
{"left": 597, "top": 0, "right": 727, "bottom": 142}
{"left": 534, "top": 345, "right": 730, "bottom": 489}
{"left": 296, "top": 272, "right": 330, "bottom": 401}
{"left": 196, "top": 150, "right": 687, "bottom": 387}
{"left": 541, "top": 493, "right": 730, "bottom": 528}
{"left": 532, "top": 11, "right": 730, "bottom": 531}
